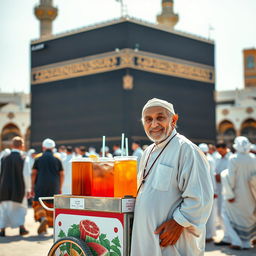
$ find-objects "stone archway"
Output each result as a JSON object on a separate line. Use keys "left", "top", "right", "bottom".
{"left": 217, "top": 120, "right": 236, "bottom": 147}
{"left": 240, "top": 118, "right": 256, "bottom": 143}
{"left": 1, "top": 123, "right": 21, "bottom": 150}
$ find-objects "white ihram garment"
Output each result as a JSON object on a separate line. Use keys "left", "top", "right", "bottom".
{"left": 131, "top": 130, "right": 213, "bottom": 256}
{"left": 206, "top": 154, "right": 217, "bottom": 239}
{"left": 62, "top": 154, "right": 73, "bottom": 194}
{"left": 221, "top": 153, "right": 256, "bottom": 248}
{"left": 215, "top": 152, "right": 232, "bottom": 225}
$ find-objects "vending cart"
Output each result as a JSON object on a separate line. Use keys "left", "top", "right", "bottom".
{"left": 41, "top": 195, "right": 135, "bottom": 256}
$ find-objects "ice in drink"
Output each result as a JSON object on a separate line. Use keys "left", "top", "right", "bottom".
{"left": 72, "top": 158, "right": 93, "bottom": 196}
{"left": 114, "top": 156, "right": 137, "bottom": 197}
{"left": 92, "top": 158, "right": 114, "bottom": 197}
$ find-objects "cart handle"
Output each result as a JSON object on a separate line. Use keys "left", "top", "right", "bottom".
{"left": 39, "top": 197, "right": 54, "bottom": 212}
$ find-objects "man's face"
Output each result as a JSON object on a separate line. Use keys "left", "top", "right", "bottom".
{"left": 216, "top": 147, "right": 227, "bottom": 157}
{"left": 143, "top": 106, "right": 174, "bottom": 143}
{"left": 131, "top": 143, "right": 138, "bottom": 151}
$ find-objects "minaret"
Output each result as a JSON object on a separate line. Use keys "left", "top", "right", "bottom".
{"left": 34, "top": 0, "right": 58, "bottom": 38}
{"left": 157, "top": 0, "right": 179, "bottom": 29}
{"left": 244, "top": 49, "right": 256, "bottom": 88}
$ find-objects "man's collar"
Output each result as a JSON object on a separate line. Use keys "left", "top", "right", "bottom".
{"left": 44, "top": 149, "right": 53, "bottom": 153}
{"left": 11, "top": 149, "right": 21, "bottom": 153}
{"left": 154, "top": 129, "right": 177, "bottom": 150}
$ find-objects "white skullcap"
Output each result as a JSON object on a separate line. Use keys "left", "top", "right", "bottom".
{"left": 233, "top": 136, "right": 251, "bottom": 153}
{"left": 142, "top": 98, "right": 175, "bottom": 117}
{"left": 101, "top": 146, "right": 109, "bottom": 152}
{"left": 199, "top": 143, "right": 209, "bottom": 153}
{"left": 42, "top": 138, "right": 55, "bottom": 149}
{"left": 251, "top": 144, "right": 256, "bottom": 152}
{"left": 28, "top": 148, "right": 35, "bottom": 155}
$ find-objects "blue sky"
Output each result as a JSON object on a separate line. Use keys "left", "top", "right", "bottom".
{"left": 0, "top": 0, "right": 255, "bottom": 93}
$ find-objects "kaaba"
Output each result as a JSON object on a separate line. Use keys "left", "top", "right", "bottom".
{"left": 30, "top": 18, "right": 215, "bottom": 150}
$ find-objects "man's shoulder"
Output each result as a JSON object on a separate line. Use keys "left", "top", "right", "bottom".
{"left": 6, "top": 151, "right": 22, "bottom": 160}
{"left": 175, "top": 133, "right": 208, "bottom": 160}
{"left": 35, "top": 153, "right": 43, "bottom": 159}
{"left": 175, "top": 133, "right": 195, "bottom": 150}
{"left": 53, "top": 153, "right": 62, "bottom": 161}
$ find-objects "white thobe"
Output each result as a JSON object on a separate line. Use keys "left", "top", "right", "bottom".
{"left": 221, "top": 153, "right": 256, "bottom": 248}
{"left": 131, "top": 130, "right": 213, "bottom": 256}
{"left": 215, "top": 152, "right": 232, "bottom": 224}
{"left": 205, "top": 154, "right": 217, "bottom": 239}
{"left": 62, "top": 154, "right": 73, "bottom": 194}
{"left": 0, "top": 151, "right": 31, "bottom": 228}
{"left": 132, "top": 147, "right": 144, "bottom": 171}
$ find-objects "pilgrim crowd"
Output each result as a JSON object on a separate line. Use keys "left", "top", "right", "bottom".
{"left": 0, "top": 106, "right": 256, "bottom": 252}
{"left": 0, "top": 138, "right": 144, "bottom": 236}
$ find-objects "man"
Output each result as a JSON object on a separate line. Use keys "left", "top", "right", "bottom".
{"left": 57, "top": 145, "right": 67, "bottom": 161}
{"left": 86, "top": 146, "right": 99, "bottom": 157}
{"left": 132, "top": 141, "right": 144, "bottom": 167}
{"left": 199, "top": 143, "right": 218, "bottom": 243}
{"left": 131, "top": 98, "right": 213, "bottom": 256}
{"left": 112, "top": 144, "right": 122, "bottom": 156}
{"left": 220, "top": 136, "right": 256, "bottom": 249}
{"left": 0, "top": 137, "right": 30, "bottom": 236}
{"left": 79, "top": 146, "right": 87, "bottom": 158}
{"left": 62, "top": 146, "right": 73, "bottom": 194}
{"left": 214, "top": 143, "right": 232, "bottom": 234}
{"left": 32, "top": 138, "right": 64, "bottom": 235}
{"left": 208, "top": 144, "right": 221, "bottom": 161}
{"left": 100, "top": 146, "right": 113, "bottom": 158}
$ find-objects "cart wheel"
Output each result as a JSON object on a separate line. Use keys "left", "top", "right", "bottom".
{"left": 48, "top": 236, "right": 93, "bottom": 256}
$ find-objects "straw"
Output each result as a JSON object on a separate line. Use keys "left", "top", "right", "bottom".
{"left": 121, "top": 133, "right": 125, "bottom": 156}
{"left": 102, "top": 136, "right": 106, "bottom": 157}
{"left": 125, "top": 137, "right": 129, "bottom": 156}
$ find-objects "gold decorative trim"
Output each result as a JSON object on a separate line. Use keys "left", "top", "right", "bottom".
{"left": 32, "top": 49, "right": 215, "bottom": 84}
{"left": 162, "top": 2, "right": 173, "bottom": 7}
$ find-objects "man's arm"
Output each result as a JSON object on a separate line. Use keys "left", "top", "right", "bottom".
{"left": 155, "top": 144, "right": 214, "bottom": 247}
{"left": 59, "top": 170, "right": 64, "bottom": 194}
{"left": 23, "top": 156, "right": 32, "bottom": 198}
{"left": 173, "top": 145, "right": 213, "bottom": 235}
{"left": 31, "top": 169, "right": 38, "bottom": 197}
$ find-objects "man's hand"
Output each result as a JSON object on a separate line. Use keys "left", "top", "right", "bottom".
{"left": 154, "top": 219, "right": 184, "bottom": 247}
{"left": 215, "top": 174, "right": 221, "bottom": 183}
{"left": 26, "top": 191, "right": 33, "bottom": 199}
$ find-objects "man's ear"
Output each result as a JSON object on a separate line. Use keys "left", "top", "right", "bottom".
{"left": 171, "top": 114, "right": 179, "bottom": 128}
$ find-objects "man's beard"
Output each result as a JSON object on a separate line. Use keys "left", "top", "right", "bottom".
{"left": 146, "top": 125, "right": 173, "bottom": 144}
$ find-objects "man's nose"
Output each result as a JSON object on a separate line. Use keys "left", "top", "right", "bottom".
{"left": 151, "top": 118, "right": 159, "bottom": 127}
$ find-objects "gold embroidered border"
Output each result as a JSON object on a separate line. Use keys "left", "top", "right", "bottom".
{"left": 31, "top": 49, "right": 214, "bottom": 84}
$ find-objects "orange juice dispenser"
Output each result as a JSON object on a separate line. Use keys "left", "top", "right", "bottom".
{"left": 114, "top": 156, "right": 137, "bottom": 197}
{"left": 91, "top": 158, "right": 115, "bottom": 197}
{"left": 72, "top": 158, "right": 93, "bottom": 196}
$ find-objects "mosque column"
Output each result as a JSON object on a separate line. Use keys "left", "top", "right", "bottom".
{"left": 157, "top": 0, "right": 179, "bottom": 29}
{"left": 34, "top": 0, "right": 58, "bottom": 38}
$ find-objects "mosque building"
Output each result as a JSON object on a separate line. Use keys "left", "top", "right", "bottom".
{"left": 0, "top": 92, "right": 30, "bottom": 150}
{"left": 1, "top": 1, "right": 254, "bottom": 151}
{"left": 30, "top": 0, "right": 216, "bottom": 150}
{"left": 216, "top": 49, "right": 256, "bottom": 146}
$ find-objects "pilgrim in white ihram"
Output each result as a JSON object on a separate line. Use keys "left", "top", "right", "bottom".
{"left": 131, "top": 98, "right": 213, "bottom": 256}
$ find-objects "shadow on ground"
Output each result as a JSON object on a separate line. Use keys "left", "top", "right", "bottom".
{"left": 206, "top": 241, "right": 256, "bottom": 256}
{"left": 0, "top": 234, "right": 53, "bottom": 243}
